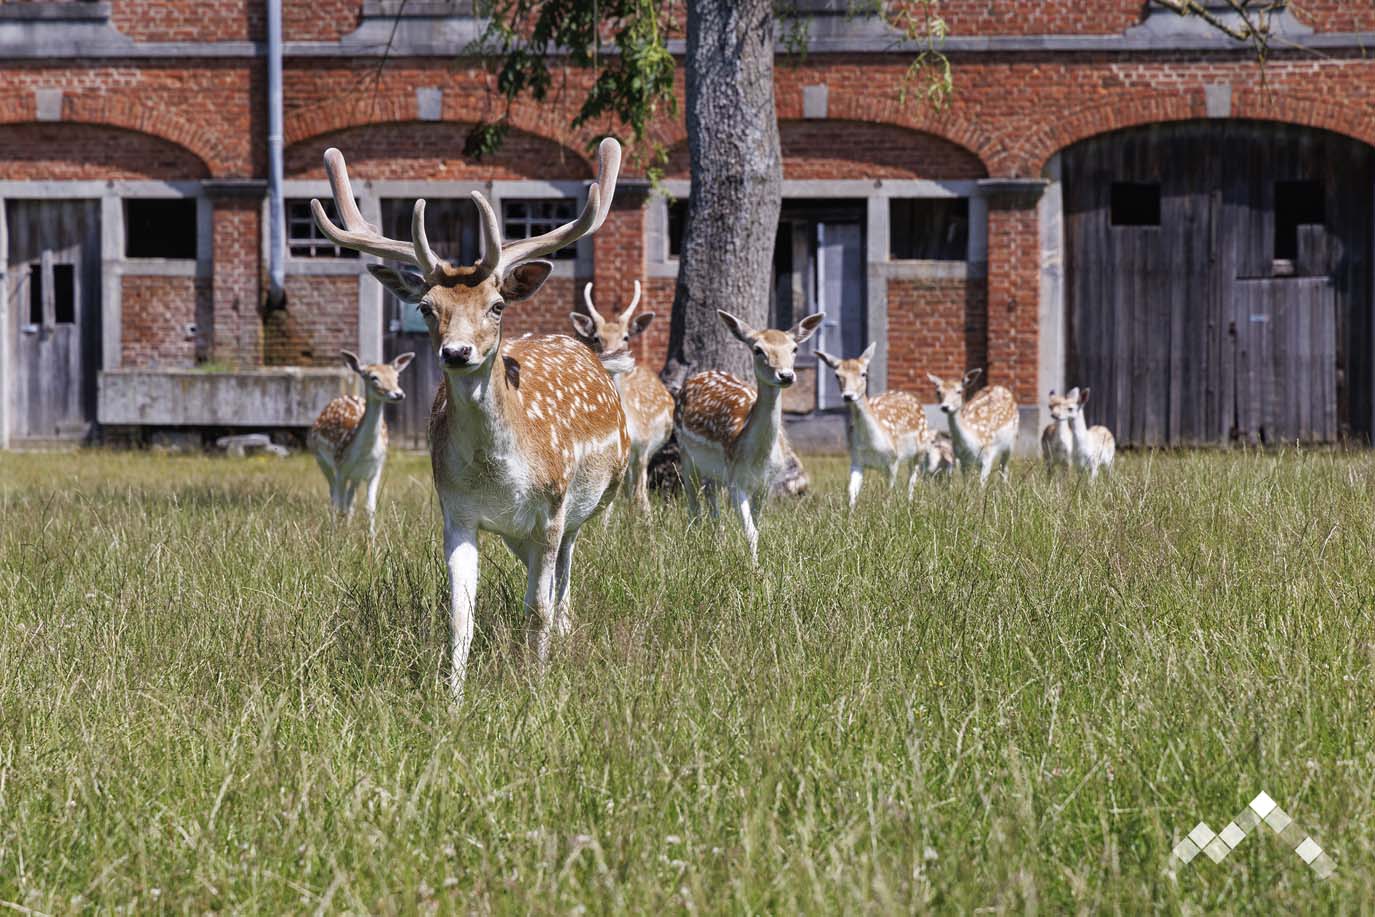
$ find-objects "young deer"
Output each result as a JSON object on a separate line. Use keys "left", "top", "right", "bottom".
{"left": 921, "top": 431, "right": 956, "bottom": 476}
{"left": 676, "top": 309, "right": 823, "bottom": 562}
{"left": 926, "top": 369, "right": 1019, "bottom": 485}
{"left": 1041, "top": 389, "right": 1075, "bottom": 475}
{"left": 571, "top": 280, "right": 675, "bottom": 514}
{"left": 313, "top": 139, "right": 628, "bottom": 697}
{"left": 308, "top": 350, "right": 413, "bottom": 537}
{"left": 815, "top": 342, "right": 930, "bottom": 509}
{"left": 1062, "top": 386, "right": 1116, "bottom": 479}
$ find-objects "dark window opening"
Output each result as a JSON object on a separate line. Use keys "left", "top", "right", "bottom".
{"left": 53, "top": 264, "right": 75, "bottom": 324}
{"left": 889, "top": 198, "right": 969, "bottom": 260}
{"left": 1274, "top": 180, "right": 1325, "bottom": 261}
{"left": 667, "top": 198, "right": 688, "bottom": 258}
{"left": 1110, "top": 182, "right": 1161, "bottom": 227}
{"left": 125, "top": 199, "right": 198, "bottom": 259}
{"left": 502, "top": 199, "right": 578, "bottom": 260}
{"left": 288, "top": 199, "right": 360, "bottom": 258}
{"left": 27, "top": 264, "right": 42, "bottom": 325}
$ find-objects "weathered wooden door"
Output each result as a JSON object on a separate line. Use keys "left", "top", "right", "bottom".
{"left": 379, "top": 198, "right": 478, "bottom": 448}
{"left": 814, "top": 221, "right": 865, "bottom": 409}
{"left": 6, "top": 200, "right": 101, "bottom": 441}
{"left": 1064, "top": 121, "right": 1372, "bottom": 445}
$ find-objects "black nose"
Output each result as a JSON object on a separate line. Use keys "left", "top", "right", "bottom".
{"left": 842, "top": 393, "right": 858, "bottom": 402}
{"left": 778, "top": 371, "right": 795, "bottom": 385}
{"left": 391, "top": 391, "right": 405, "bottom": 402}
{"left": 441, "top": 344, "right": 473, "bottom": 366}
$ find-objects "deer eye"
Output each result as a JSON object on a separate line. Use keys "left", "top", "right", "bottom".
{"left": 753, "top": 345, "right": 764, "bottom": 357}
{"left": 417, "top": 301, "right": 435, "bottom": 318}
{"left": 489, "top": 300, "right": 506, "bottom": 317}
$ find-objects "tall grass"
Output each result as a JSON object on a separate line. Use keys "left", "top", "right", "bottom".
{"left": 1, "top": 449, "right": 1372, "bottom": 912}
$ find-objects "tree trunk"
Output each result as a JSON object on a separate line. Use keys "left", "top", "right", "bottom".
{"left": 661, "top": 0, "right": 781, "bottom": 391}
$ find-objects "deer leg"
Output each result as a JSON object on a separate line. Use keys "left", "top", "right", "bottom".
{"left": 704, "top": 482, "right": 721, "bottom": 522}
{"left": 342, "top": 481, "right": 359, "bottom": 519}
{"left": 682, "top": 454, "right": 703, "bottom": 519}
{"left": 443, "top": 517, "right": 479, "bottom": 700}
{"left": 999, "top": 450, "right": 1011, "bottom": 483}
{"left": 364, "top": 469, "right": 382, "bottom": 541}
{"left": 633, "top": 451, "right": 652, "bottom": 515}
{"left": 978, "top": 453, "right": 995, "bottom": 487}
{"left": 847, "top": 463, "right": 863, "bottom": 511}
{"left": 730, "top": 486, "right": 759, "bottom": 564}
{"left": 907, "top": 458, "right": 921, "bottom": 499}
{"left": 553, "top": 528, "right": 579, "bottom": 637}
{"left": 524, "top": 510, "right": 565, "bottom": 666}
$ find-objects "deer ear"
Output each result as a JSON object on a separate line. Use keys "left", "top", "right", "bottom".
{"left": 815, "top": 350, "right": 839, "bottom": 369}
{"left": 500, "top": 261, "right": 553, "bottom": 301}
{"left": 792, "top": 311, "right": 824, "bottom": 344}
{"left": 340, "top": 350, "right": 363, "bottom": 374}
{"left": 962, "top": 368, "right": 983, "bottom": 387}
{"left": 860, "top": 341, "right": 877, "bottom": 364}
{"left": 1065, "top": 386, "right": 1080, "bottom": 402}
{"left": 392, "top": 351, "right": 415, "bottom": 372}
{"left": 717, "top": 310, "right": 755, "bottom": 343}
{"left": 1078, "top": 387, "right": 1091, "bottom": 405}
{"left": 926, "top": 372, "right": 943, "bottom": 387}
{"left": 367, "top": 264, "right": 428, "bottom": 302}
{"left": 569, "top": 312, "right": 596, "bottom": 340}
{"left": 629, "top": 311, "right": 655, "bottom": 337}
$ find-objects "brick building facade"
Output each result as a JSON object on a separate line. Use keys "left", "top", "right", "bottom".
{"left": 2, "top": 1, "right": 1374, "bottom": 447}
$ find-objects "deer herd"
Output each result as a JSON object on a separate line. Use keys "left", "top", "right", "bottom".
{"left": 304, "top": 138, "right": 1116, "bottom": 696}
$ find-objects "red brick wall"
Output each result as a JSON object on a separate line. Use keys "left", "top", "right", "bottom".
{"left": 211, "top": 199, "right": 262, "bottom": 366}
{"left": 984, "top": 197, "right": 1040, "bottom": 402}
{"left": 285, "top": 121, "right": 592, "bottom": 181}
{"left": 0, "top": 123, "right": 208, "bottom": 180}
{"left": 886, "top": 275, "right": 987, "bottom": 394}
{"left": 503, "top": 277, "right": 583, "bottom": 340}
{"left": 665, "top": 119, "right": 987, "bottom": 180}
{"left": 113, "top": 1, "right": 261, "bottom": 42}
{"left": 120, "top": 275, "right": 208, "bottom": 368}
{"left": 266, "top": 274, "right": 358, "bottom": 365}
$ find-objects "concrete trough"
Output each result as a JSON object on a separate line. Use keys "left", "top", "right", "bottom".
{"left": 98, "top": 368, "right": 355, "bottom": 428}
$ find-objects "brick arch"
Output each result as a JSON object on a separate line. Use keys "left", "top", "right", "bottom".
{"left": 284, "top": 93, "right": 594, "bottom": 176}
{"left": 285, "top": 120, "right": 593, "bottom": 182}
{"left": 1021, "top": 88, "right": 1375, "bottom": 175}
{"left": 0, "top": 121, "right": 210, "bottom": 180}
{"left": 0, "top": 95, "right": 215, "bottom": 177}
{"left": 662, "top": 118, "right": 988, "bottom": 180}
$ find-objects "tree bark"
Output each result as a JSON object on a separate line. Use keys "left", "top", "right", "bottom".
{"left": 661, "top": 0, "right": 782, "bottom": 391}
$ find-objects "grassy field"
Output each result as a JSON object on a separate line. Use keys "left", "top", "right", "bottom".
{"left": 2, "top": 447, "right": 1373, "bottom": 913}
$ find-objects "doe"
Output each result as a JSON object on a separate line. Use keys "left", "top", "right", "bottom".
{"left": 926, "top": 369, "right": 1018, "bottom": 485}
{"left": 815, "top": 342, "right": 931, "bottom": 509}
{"left": 1063, "top": 386, "right": 1116, "bottom": 479}
{"left": 308, "top": 349, "right": 413, "bottom": 537}
{"left": 676, "top": 309, "right": 823, "bottom": 562}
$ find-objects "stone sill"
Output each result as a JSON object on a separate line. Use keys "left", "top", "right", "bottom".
{"left": 98, "top": 367, "right": 354, "bottom": 427}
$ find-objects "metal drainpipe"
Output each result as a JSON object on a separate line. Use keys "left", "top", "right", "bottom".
{"left": 265, "top": 0, "right": 286, "bottom": 308}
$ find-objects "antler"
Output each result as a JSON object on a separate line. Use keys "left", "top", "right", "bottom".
{"left": 582, "top": 282, "right": 604, "bottom": 323}
{"left": 618, "top": 279, "right": 642, "bottom": 322}
{"left": 312, "top": 148, "right": 442, "bottom": 277}
{"left": 471, "top": 137, "right": 622, "bottom": 279}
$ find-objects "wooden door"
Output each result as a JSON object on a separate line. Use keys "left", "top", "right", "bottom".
{"left": 1064, "top": 121, "right": 1373, "bottom": 445}
{"left": 814, "top": 221, "right": 865, "bottom": 410}
{"left": 379, "top": 198, "right": 478, "bottom": 448}
{"left": 6, "top": 200, "right": 101, "bottom": 441}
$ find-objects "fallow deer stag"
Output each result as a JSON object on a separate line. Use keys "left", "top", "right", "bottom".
{"left": 676, "top": 309, "right": 823, "bottom": 562}
{"left": 571, "top": 280, "right": 675, "bottom": 514}
{"left": 312, "top": 139, "right": 628, "bottom": 698}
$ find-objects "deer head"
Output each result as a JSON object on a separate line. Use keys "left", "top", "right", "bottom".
{"left": 815, "top": 342, "right": 877, "bottom": 403}
{"left": 313, "top": 139, "right": 622, "bottom": 376}
{"left": 341, "top": 349, "right": 414, "bottom": 403}
{"left": 927, "top": 368, "right": 983, "bottom": 415}
{"left": 571, "top": 280, "right": 654, "bottom": 355}
{"left": 717, "top": 310, "right": 824, "bottom": 389}
{"left": 1046, "top": 387, "right": 1083, "bottom": 422}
